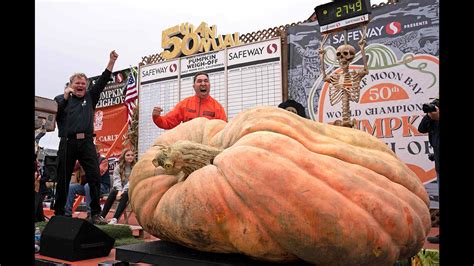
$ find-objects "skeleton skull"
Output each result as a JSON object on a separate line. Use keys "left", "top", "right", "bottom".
{"left": 336, "top": 44, "right": 355, "bottom": 67}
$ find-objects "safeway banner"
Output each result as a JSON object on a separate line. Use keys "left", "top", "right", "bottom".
{"left": 287, "top": 0, "right": 439, "bottom": 208}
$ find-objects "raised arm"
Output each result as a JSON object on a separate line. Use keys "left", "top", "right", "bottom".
{"left": 107, "top": 50, "right": 119, "bottom": 72}
{"left": 90, "top": 50, "right": 119, "bottom": 105}
{"left": 152, "top": 105, "right": 184, "bottom": 130}
{"left": 358, "top": 24, "right": 369, "bottom": 76}
{"left": 319, "top": 33, "right": 331, "bottom": 82}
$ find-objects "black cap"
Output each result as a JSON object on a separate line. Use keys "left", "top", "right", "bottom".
{"left": 278, "top": 100, "right": 307, "bottom": 118}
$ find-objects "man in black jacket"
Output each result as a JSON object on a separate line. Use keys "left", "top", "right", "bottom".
{"left": 53, "top": 50, "right": 118, "bottom": 224}
{"left": 418, "top": 97, "right": 440, "bottom": 243}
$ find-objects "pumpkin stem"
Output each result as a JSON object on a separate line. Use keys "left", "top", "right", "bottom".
{"left": 152, "top": 140, "right": 223, "bottom": 181}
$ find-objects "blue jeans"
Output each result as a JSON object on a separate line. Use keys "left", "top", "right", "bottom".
{"left": 65, "top": 183, "right": 110, "bottom": 216}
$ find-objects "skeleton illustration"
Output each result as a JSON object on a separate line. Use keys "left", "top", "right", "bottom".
{"left": 319, "top": 25, "right": 369, "bottom": 128}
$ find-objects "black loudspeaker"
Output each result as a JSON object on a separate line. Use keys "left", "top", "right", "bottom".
{"left": 43, "top": 156, "right": 57, "bottom": 182}
{"left": 40, "top": 216, "right": 115, "bottom": 261}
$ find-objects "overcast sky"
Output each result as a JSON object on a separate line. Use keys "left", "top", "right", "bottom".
{"left": 35, "top": 0, "right": 386, "bottom": 149}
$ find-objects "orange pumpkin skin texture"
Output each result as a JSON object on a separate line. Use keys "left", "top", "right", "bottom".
{"left": 129, "top": 106, "right": 431, "bottom": 265}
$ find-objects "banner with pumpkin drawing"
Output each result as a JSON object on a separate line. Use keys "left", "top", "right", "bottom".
{"left": 287, "top": 0, "right": 439, "bottom": 208}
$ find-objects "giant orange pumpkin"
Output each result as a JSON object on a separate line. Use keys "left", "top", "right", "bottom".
{"left": 129, "top": 106, "right": 431, "bottom": 265}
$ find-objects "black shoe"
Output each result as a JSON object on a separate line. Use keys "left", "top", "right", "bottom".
{"left": 90, "top": 214, "right": 107, "bottom": 225}
{"left": 427, "top": 235, "right": 439, "bottom": 244}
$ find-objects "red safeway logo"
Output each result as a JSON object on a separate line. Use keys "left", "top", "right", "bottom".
{"left": 170, "top": 63, "right": 177, "bottom": 72}
{"left": 385, "top": 22, "right": 401, "bottom": 35}
{"left": 267, "top": 44, "right": 278, "bottom": 54}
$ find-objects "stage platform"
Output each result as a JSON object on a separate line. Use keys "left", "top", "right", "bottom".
{"left": 35, "top": 209, "right": 439, "bottom": 265}
{"left": 115, "top": 240, "right": 312, "bottom": 266}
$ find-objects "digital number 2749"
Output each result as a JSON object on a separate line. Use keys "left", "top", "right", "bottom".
{"left": 336, "top": 0, "right": 362, "bottom": 17}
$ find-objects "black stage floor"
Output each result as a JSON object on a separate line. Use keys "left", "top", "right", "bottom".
{"left": 115, "top": 240, "right": 312, "bottom": 266}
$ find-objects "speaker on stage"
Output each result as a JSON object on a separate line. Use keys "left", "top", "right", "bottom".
{"left": 43, "top": 155, "right": 57, "bottom": 182}
{"left": 40, "top": 216, "right": 115, "bottom": 261}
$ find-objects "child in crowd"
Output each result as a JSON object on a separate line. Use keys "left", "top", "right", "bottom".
{"left": 100, "top": 148, "right": 136, "bottom": 224}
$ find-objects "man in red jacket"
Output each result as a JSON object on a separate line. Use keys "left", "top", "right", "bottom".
{"left": 152, "top": 72, "right": 227, "bottom": 129}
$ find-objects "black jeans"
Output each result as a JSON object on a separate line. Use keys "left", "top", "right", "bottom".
{"left": 34, "top": 192, "right": 45, "bottom": 222}
{"left": 101, "top": 188, "right": 129, "bottom": 220}
{"left": 53, "top": 137, "right": 102, "bottom": 216}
